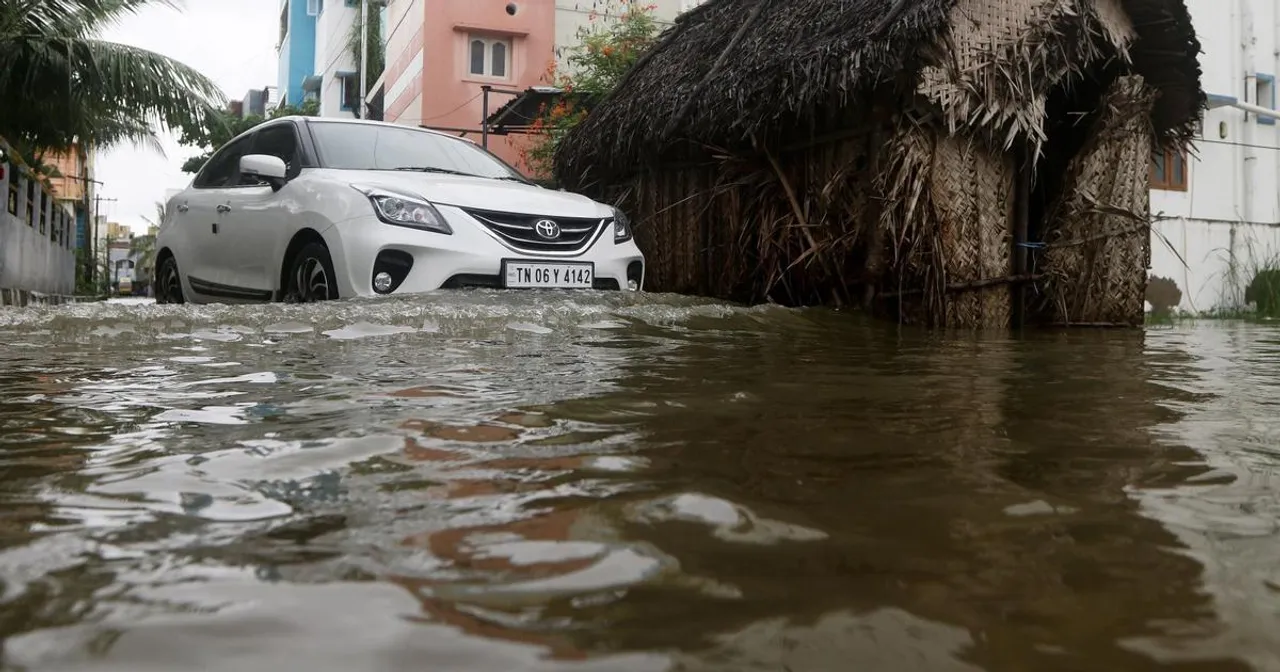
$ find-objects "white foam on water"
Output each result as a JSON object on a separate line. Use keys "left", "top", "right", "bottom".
{"left": 506, "top": 322, "right": 553, "bottom": 334}
{"left": 321, "top": 322, "right": 419, "bottom": 340}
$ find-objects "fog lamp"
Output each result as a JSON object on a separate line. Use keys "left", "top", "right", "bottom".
{"left": 373, "top": 272, "right": 394, "bottom": 293}
{"left": 627, "top": 280, "right": 639, "bottom": 291}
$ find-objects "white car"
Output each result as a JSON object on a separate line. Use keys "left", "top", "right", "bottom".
{"left": 154, "top": 116, "right": 645, "bottom": 304}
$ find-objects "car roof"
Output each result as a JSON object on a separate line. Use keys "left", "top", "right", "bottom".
{"left": 276, "top": 115, "right": 472, "bottom": 143}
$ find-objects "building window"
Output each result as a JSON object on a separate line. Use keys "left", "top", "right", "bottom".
{"left": 6, "top": 173, "right": 16, "bottom": 216}
{"left": 339, "top": 72, "right": 360, "bottom": 111}
{"left": 39, "top": 194, "right": 47, "bottom": 234}
{"left": 307, "top": 0, "right": 321, "bottom": 16}
{"left": 1257, "top": 74, "right": 1276, "bottom": 126}
{"left": 25, "top": 179, "right": 34, "bottom": 226}
{"left": 468, "top": 35, "right": 511, "bottom": 78}
{"left": 1151, "top": 147, "right": 1188, "bottom": 191}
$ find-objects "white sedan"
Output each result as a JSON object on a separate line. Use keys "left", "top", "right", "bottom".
{"left": 154, "top": 117, "right": 645, "bottom": 304}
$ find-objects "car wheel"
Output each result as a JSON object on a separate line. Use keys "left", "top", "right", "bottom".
{"left": 156, "top": 256, "right": 185, "bottom": 304}
{"left": 286, "top": 242, "right": 339, "bottom": 302}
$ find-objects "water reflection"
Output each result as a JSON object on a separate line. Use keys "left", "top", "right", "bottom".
{"left": 0, "top": 294, "right": 1275, "bottom": 671}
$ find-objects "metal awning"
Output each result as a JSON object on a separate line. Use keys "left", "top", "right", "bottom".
{"left": 302, "top": 74, "right": 322, "bottom": 92}
{"left": 483, "top": 86, "right": 596, "bottom": 135}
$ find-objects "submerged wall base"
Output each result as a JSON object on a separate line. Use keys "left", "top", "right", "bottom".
{"left": 0, "top": 288, "right": 101, "bottom": 306}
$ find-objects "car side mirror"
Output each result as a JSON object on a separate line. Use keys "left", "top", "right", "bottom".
{"left": 240, "top": 154, "right": 288, "bottom": 191}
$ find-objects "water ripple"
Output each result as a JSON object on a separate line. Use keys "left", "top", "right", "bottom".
{"left": 0, "top": 295, "right": 1277, "bottom": 670}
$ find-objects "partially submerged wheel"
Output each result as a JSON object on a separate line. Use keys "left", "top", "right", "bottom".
{"left": 155, "top": 255, "right": 185, "bottom": 304}
{"left": 285, "top": 242, "right": 339, "bottom": 302}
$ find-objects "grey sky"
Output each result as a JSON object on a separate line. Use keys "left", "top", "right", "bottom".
{"left": 95, "top": 0, "right": 280, "bottom": 234}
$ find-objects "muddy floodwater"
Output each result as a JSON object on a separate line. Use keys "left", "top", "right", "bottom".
{"left": 0, "top": 292, "right": 1277, "bottom": 671}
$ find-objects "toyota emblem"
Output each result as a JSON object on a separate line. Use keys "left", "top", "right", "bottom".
{"left": 534, "top": 219, "right": 561, "bottom": 240}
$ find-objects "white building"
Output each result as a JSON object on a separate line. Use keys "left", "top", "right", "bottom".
{"left": 278, "top": 0, "right": 369, "bottom": 118}
{"left": 313, "top": 0, "right": 363, "bottom": 117}
{"left": 1150, "top": 0, "right": 1280, "bottom": 314}
{"left": 553, "top": 1, "right": 699, "bottom": 71}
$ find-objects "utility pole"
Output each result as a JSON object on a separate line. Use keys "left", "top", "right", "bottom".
{"left": 359, "top": 0, "right": 368, "bottom": 119}
{"left": 92, "top": 195, "right": 116, "bottom": 288}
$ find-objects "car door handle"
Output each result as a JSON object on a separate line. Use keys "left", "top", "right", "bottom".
{"left": 211, "top": 222, "right": 219, "bottom": 234}
{"left": 216, "top": 204, "right": 231, "bottom": 213}
{"left": 176, "top": 203, "right": 189, "bottom": 213}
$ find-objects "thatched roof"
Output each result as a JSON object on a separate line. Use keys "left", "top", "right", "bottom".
{"left": 554, "top": 0, "right": 1203, "bottom": 187}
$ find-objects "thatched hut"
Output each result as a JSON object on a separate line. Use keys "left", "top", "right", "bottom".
{"left": 553, "top": 0, "right": 1203, "bottom": 328}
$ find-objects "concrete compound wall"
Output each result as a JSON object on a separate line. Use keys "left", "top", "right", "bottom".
{"left": 0, "top": 158, "right": 78, "bottom": 297}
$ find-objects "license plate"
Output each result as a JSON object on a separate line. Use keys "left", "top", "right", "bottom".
{"left": 502, "top": 260, "right": 594, "bottom": 289}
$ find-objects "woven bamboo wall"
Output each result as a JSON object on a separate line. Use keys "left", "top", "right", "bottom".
{"left": 622, "top": 130, "right": 878, "bottom": 306}
{"left": 875, "top": 120, "right": 1016, "bottom": 328}
{"left": 916, "top": 0, "right": 1135, "bottom": 155}
{"left": 1035, "top": 75, "right": 1156, "bottom": 326}
{"left": 932, "top": 136, "right": 1016, "bottom": 328}
{"left": 618, "top": 80, "right": 1154, "bottom": 330}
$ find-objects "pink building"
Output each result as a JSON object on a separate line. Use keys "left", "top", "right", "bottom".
{"left": 379, "top": 0, "right": 556, "bottom": 174}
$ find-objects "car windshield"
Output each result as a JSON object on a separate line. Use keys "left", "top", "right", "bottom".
{"left": 308, "top": 122, "right": 528, "bottom": 182}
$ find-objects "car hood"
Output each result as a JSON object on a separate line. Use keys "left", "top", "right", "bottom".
{"left": 328, "top": 170, "right": 611, "bottom": 218}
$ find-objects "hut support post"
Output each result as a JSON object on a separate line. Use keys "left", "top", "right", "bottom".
{"left": 1012, "top": 146, "right": 1031, "bottom": 329}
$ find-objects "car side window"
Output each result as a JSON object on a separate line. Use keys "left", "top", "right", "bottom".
{"left": 251, "top": 123, "right": 303, "bottom": 182}
{"left": 194, "top": 135, "right": 252, "bottom": 189}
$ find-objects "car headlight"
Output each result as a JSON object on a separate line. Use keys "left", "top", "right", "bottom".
{"left": 351, "top": 185, "right": 452, "bottom": 234}
{"left": 612, "top": 207, "right": 633, "bottom": 244}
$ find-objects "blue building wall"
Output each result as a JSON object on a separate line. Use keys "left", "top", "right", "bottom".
{"left": 277, "top": 0, "right": 316, "bottom": 105}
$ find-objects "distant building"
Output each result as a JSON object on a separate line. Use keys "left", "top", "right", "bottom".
{"left": 44, "top": 142, "right": 95, "bottom": 254}
{"left": 105, "top": 222, "right": 134, "bottom": 293}
{"left": 378, "top": 0, "right": 700, "bottom": 174}
{"left": 105, "top": 221, "right": 130, "bottom": 241}
{"left": 0, "top": 138, "right": 78, "bottom": 295}
{"left": 277, "top": 0, "right": 375, "bottom": 117}
{"left": 244, "top": 88, "right": 267, "bottom": 117}
{"left": 1148, "top": 0, "right": 1280, "bottom": 314}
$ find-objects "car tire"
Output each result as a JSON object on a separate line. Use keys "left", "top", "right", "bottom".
{"left": 155, "top": 256, "right": 185, "bottom": 304}
{"left": 285, "top": 242, "right": 339, "bottom": 303}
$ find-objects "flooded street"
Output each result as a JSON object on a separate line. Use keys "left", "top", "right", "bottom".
{"left": 0, "top": 291, "right": 1277, "bottom": 671}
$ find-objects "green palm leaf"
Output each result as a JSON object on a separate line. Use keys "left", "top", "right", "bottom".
{"left": 0, "top": 0, "right": 224, "bottom": 152}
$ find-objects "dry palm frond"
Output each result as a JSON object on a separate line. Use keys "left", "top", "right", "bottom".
{"left": 554, "top": 0, "right": 1202, "bottom": 188}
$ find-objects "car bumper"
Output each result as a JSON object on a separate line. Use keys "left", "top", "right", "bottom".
{"left": 323, "top": 205, "right": 646, "bottom": 298}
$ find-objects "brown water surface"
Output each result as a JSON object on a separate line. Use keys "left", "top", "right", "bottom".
{"left": 0, "top": 293, "right": 1277, "bottom": 671}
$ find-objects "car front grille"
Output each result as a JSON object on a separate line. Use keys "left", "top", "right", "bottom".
{"left": 463, "top": 208, "right": 606, "bottom": 254}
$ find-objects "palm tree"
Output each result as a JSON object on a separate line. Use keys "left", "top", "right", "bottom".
{"left": 0, "top": 0, "right": 226, "bottom": 153}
